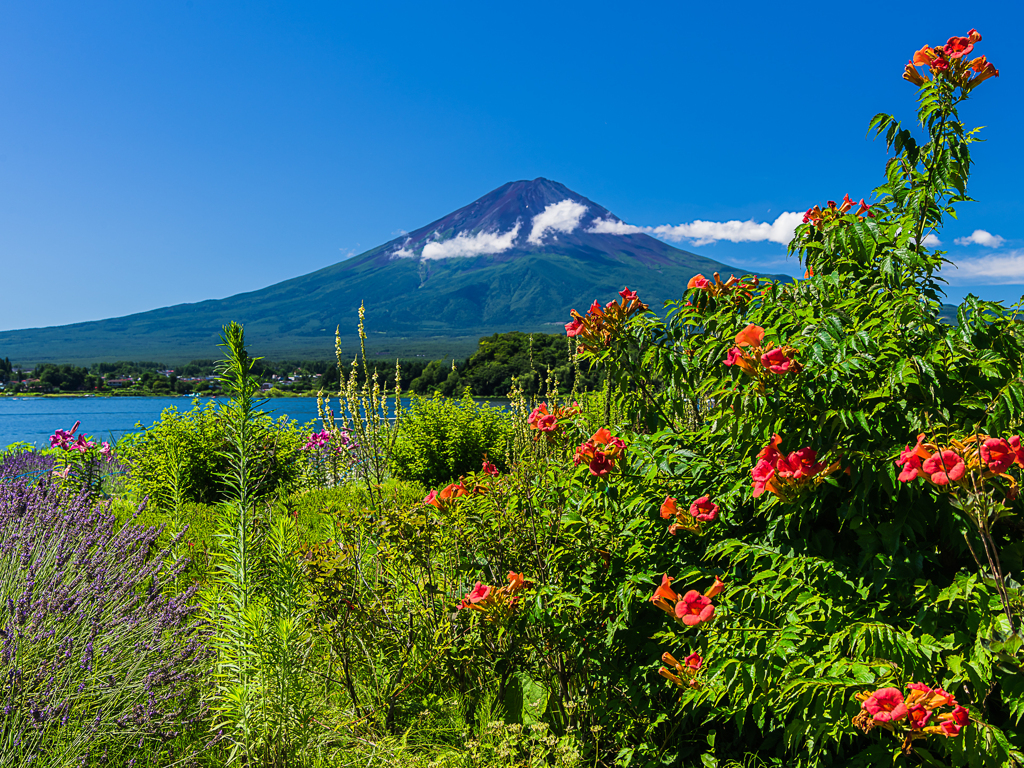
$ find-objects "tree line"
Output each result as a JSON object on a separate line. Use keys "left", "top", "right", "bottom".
{"left": 0, "top": 332, "right": 599, "bottom": 396}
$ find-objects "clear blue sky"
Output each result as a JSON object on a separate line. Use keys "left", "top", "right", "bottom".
{"left": 1, "top": 1, "right": 1021, "bottom": 331}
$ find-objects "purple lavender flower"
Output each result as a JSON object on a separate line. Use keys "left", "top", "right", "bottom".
{"left": 0, "top": 478, "right": 210, "bottom": 763}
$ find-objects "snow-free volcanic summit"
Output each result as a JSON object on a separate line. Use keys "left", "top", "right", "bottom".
{"left": 0, "top": 178, "right": 785, "bottom": 365}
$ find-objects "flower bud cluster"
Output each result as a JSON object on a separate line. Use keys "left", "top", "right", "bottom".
{"left": 527, "top": 401, "right": 580, "bottom": 437}
{"left": 457, "top": 571, "right": 530, "bottom": 618}
{"left": 659, "top": 495, "right": 719, "bottom": 535}
{"left": 564, "top": 288, "right": 648, "bottom": 353}
{"left": 903, "top": 29, "right": 997, "bottom": 92}
{"left": 724, "top": 324, "right": 801, "bottom": 381}
{"left": 897, "top": 433, "right": 1024, "bottom": 493}
{"left": 649, "top": 574, "right": 723, "bottom": 627}
{"left": 802, "top": 193, "right": 873, "bottom": 230}
{"left": 684, "top": 272, "right": 759, "bottom": 314}
{"left": 659, "top": 651, "right": 703, "bottom": 692}
{"left": 573, "top": 428, "right": 626, "bottom": 478}
{"left": 853, "top": 683, "right": 969, "bottom": 746}
{"left": 751, "top": 434, "right": 839, "bottom": 500}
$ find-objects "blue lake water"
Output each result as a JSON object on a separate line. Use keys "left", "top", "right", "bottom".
{"left": 0, "top": 396, "right": 335, "bottom": 449}
{"left": 0, "top": 395, "right": 510, "bottom": 450}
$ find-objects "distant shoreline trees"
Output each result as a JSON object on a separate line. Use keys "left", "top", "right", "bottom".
{"left": 0, "top": 332, "right": 597, "bottom": 397}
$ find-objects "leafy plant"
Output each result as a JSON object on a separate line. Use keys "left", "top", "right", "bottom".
{"left": 390, "top": 390, "right": 514, "bottom": 487}
{"left": 576, "top": 28, "right": 1019, "bottom": 768}
{"left": 118, "top": 397, "right": 309, "bottom": 511}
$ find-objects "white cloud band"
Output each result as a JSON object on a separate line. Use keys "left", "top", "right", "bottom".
{"left": 949, "top": 249, "right": 1024, "bottom": 283}
{"left": 528, "top": 200, "right": 588, "bottom": 245}
{"left": 420, "top": 221, "right": 522, "bottom": 260}
{"left": 588, "top": 211, "right": 804, "bottom": 246}
{"left": 954, "top": 229, "right": 1006, "bottom": 247}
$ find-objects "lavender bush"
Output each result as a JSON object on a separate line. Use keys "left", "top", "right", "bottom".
{"left": 0, "top": 448, "right": 53, "bottom": 482}
{"left": 0, "top": 477, "right": 210, "bottom": 766}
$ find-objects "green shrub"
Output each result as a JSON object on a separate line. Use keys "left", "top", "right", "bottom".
{"left": 390, "top": 391, "right": 513, "bottom": 487}
{"left": 117, "top": 398, "right": 310, "bottom": 510}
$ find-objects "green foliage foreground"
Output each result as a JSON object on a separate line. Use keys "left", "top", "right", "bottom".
{"left": 6, "top": 30, "right": 1023, "bottom": 768}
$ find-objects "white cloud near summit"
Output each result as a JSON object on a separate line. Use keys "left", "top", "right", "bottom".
{"left": 588, "top": 211, "right": 804, "bottom": 246}
{"left": 528, "top": 200, "right": 588, "bottom": 245}
{"left": 954, "top": 229, "right": 1006, "bottom": 248}
{"left": 418, "top": 221, "right": 522, "bottom": 260}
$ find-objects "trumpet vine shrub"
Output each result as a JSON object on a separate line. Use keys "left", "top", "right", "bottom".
{"left": 540, "top": 27, "right": 1022, "bottom": 768}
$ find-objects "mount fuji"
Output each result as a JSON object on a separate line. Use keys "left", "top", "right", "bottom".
{"left": 0, "top": 178, "right": 788, "bottom": 365}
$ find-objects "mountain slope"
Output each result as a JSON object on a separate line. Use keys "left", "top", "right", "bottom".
{"left": 0, "top": 178, "right": 789, "bottom": 366}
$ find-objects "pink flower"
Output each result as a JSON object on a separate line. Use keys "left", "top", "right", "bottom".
{"left": 589, "top": 452, "right": 614, "bottom": 477}
{"left": 943, "top": 35, "right": 974, "bottom": 59}
{"left": 467, "top": 582, "right": 491, "bottom": 603}
{"left": 674, "top": 590, "right": 715, "bottom": 626}
{"left": 688, "top": 495, "right": 719, "bottom": 522}
{"left": 687, "top": 274, "right": 711, "bottom": 290}
{"left": 760, "top": 347, "right": 795, "bottom": 374}
{"left": 723, "top": 347, "right": 744, "bottom": 366}
{"left": 50, "top": 420, "right": 81, "bottom": 450}
{"left": 481, "top": 460, "right": 499, "bottom": 477}
{"left": 896, "top": 435, "right": 928, "bottom": 482}
{"left": 907, "top": 706, "right": 932, "bottom": 730}
{"left": 981, "top": 437, "right": 1014, "bottom": 474}
{"left": 782, "top": 447, "right": 825, "bottom": 480}
{"left": 537, "top": 414, "right": 558, "bottom": 432}
{"left": 947, "top": 705, "right": 970, "bottom": 726}
{"left": 565, "top": 316, "right": 584, "bottom": 337}
{"left": 683, "top": 652, "right": 703, "bottom": 672}
{"left": 423, "top": 489, "right": 441, "bottom": 508}
{"left": 751, "top": 459, "right": 776, "bottom": 499}
{"left": 929, "top": 720, "right": 963, "bottom": 737}
{"left": 758, "top": 434, "right": 783, "bottom": 465}
{"left": 69, "top": 434, "right": 95, "bottom": 453}
{"left": 862, "top": 688, "right": 908, "bottom": 723}
{"left": 100, "top": 442, "right": 112, "bottom": 458}
{"left": 1011, "top": 436, "right": 1024, "bottom": 467}
{"left": 619, "top": 287, "right": 639, "bottom": 302}
{"left": 922, "top": 450, "right": 966, "bottom": 485}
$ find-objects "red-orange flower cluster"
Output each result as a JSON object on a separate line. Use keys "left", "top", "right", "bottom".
{"left": 853, "top": 683, "right": 969, "bottom": 745}
{"left": 574, "top": 427, "right": 626, "bottom": 477}
{"left": 457, "top": 571, "right": 530, "bottom": 615}
{"left": 903, "top": 30, "right": 997, "bottom": 92}
{"left": 659, "top": 651, "right": 703, "bottom": 692}
{"left": 527, "top": 401, "right": 580, "bottom": 437}
{"left": 565, "top": 288, "right": 648, "bottom": 352}
{"left": 751, "top": 434, "right": 838, "bottom": 500}
{"left": 803, "top": 193, "right": 873, "bottom": 229}
{"left": 897, "top": 433, "right": 1024, "bottom": 490}
{"left": 724, "top": 324, "right": 801, "bottom": 381}
{"left": 684, "top": 271, "right": 760, "bottom": 313}
{"left": 424, "top": 477, "right": 489, "bottom": 508}
{"left": 659, "top": 495, "right": 720, "bottom": 535}
{"left": 650, "top": 575, "right": 718, "bottom": 627}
